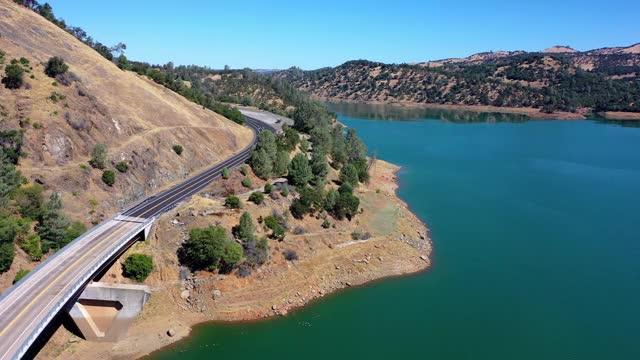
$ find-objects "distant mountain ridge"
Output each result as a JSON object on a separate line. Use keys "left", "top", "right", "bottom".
{"left": 275, "top": 43, "right": 640, "bottom": 116}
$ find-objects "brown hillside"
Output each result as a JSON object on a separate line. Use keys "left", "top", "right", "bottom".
{"left": 541, "top": 46, "right": 577, "bottom": 53}
{"left": 0, "top": 0, "right": 252, "bottom": 223}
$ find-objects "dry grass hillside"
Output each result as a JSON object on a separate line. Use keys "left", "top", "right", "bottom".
{"left": 0, "top": 0, "right": 253, "bottom": 223}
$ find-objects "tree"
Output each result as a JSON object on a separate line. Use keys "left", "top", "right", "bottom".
{"left": 241, "top": 177, "right": 252, "bottom": 188}
{"left": 333, "top": 191, "right": 360, "bottom": 220}
{"left": 255, "top": 130, "right": 278, "bottom": 160}
{"left": 12, "top": 184, "right": 44, "bottom": 220}
{"left": 288, "top": 153, "right": 312, "bottom": 187}
{"left": 122, "top": 254, "right": 153, "bottom": 282}
{"left": 224, "top": 195, "right": 241, "bottom": 209}
{"left": 346, "top": 128, "right": 367, "bottom": 162}
{"left": 248, "top": 191, "right": 264, "bottom": 205}
{"left": 220, "top": 241, "right": 242, "bottom": 268}
{"left": 279, "top": 125, "right": 299, "bottom": 152}
{"left": 90, "top": 143, "right": 107, "bottom": 169}
{"left": 249, "top": 149, "right": 273, "bottom": 179}
{"left": 64, "top": 221, "right": 86, "bottom": 245}
{"left": 179, "top": 226, "right": 228, "bottom": 270}
{"left": 172, "top": 144, "right": 183, "bottom": 156}
{"left": 117, "top": 55, "right": 129, "bottom": 70}
{"left": 102, "top": 170, "right": 115, "bottom": 186}
{"left": 235, "top": 212, "right": 255, "bottom": 244}
{"left": 20, "top": 234, "right": 42, "bottom": 261}
{"left": 264, "top": 183, "right": 273, "bottom": 194}
{"left": 310, "top": 150, "right": 328, "bottom": 185}
{"left": 221, "top": 167, "right": 230, "bottom": 179}
{"left": 2, "top": 64, "right": 24, "bottom": 89}
{"left": 272, "top": 150, "right": 289, "bottom": 177}
{"left": 13, "top": 268, "right": 29, "bottom": 284}
{"left": 243, "top": 237, "right": 269, "bottom": 266}
{"left": 0, "top": 151, "right": 22, "bottom": 204}
{"left": 289, "top": 198, "right": 311, "bottom": 219}
{"left": 45, "top": 56, "right": 69, "bottom": 78}
{"left": 339, "top": 163, "right": 359, "bottom": 187}
{"left": 38, "top": 193, "right": 71, "bottom": 252}
{"left": 264, "top": 215, "right": 285, "bottom": 240}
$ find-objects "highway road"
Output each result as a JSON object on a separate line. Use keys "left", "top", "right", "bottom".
{"left": 0, "top": 115, "right": 275, "bottom": 360}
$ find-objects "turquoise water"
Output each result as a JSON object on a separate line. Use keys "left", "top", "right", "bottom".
{"left": 150, "top": 105, "right": 640, "bottom": 359}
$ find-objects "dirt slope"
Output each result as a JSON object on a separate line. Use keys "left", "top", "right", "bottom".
{"left": 0, "top": 0, "right": 253, "bottom": 222}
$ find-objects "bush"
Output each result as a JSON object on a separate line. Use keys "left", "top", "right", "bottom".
{"left": 178, "top": 226, "right": 228, "bottom": 270}
{"left": 115, "top": 161, "right": 129, "bottom": 173}
{"left": 292, "top": 226, "right": 306, "bottom": 235}
{"left": 13, "top": 268, "right": 29, "bottom": 284}
{"left": 102, "top": 170, "right": 115, "bottom": 186}
{"left": 20, "top": 234, "right": 42, "bottom": 261}
{"left": 45, "top": 56, "right": 69, "bottom": 78}
{"left": 241, "top": 177, "right": 252, "bottom": 188}
{"left": 240, "top": 165, "right": 248, "bottom": 176}
{"left": 281, "top": 188, "right": 289, "bottom": 197}
{"left": 224, "top": 195, "right": 241, "bottom": 209}
{"left": 248, "top": 191, "right": 264, "bottom": 205}
{"left": 264, "top": 182, "right": 273, "bottom": 194}
{"left": 290, "top": 198, "right": 310, "bottom": 219}
{"left": 122, "top": 254, "right": 153, "bottom": 282}
{"left": 90, "top": 143, "right": 107, "bottom": 169}
{"left": 222, "top": 167, "right": 230, "bottom": 179}
{"left": 0, "top": 242, "right": 15, "bottom": 273}
{"left": 263, "top": 215, "right": 285, "bottom": 240}
{"left": 2, "top": 63, "right": 24, "bottom": 89}
{"left": 283, "top": 249, "right": 298, "bottom": 261}
{"left": 172, "top": 144, "right": 183, "bottom": 156}
{"left": 221, "top": 241, "right": 243, "bottom": 268}
{"left": 237, "top": 263, "right": 252, "bottom": 277}
{"left": 321, "top": 219, "right": 331, "bottom": 229}
{"left": 244, "top": 237, "right": 269, "bottom": 266}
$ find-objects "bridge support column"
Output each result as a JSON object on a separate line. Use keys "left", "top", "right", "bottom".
{"left": 67, "top": 282, "right": 151, "bottom": 342}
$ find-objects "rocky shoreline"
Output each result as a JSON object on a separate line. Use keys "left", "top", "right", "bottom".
{"left": 36, "top": 159, "right": 432, "bottom": 360}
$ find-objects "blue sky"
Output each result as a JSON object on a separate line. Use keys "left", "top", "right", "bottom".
{"left": 50, "top": 0, "right": 639, "bottom": 70}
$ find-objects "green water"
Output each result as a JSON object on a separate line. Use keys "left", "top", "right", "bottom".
{"left": 151, "top": 104, "right": 640, "bottom": 359}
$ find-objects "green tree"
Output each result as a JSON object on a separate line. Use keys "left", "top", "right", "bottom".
{"left": 172, "top": 144, "right": 183, "bottom": 156}
{"left": 44, "top": 56, "right": 69, "bottom": 78}
{"left": 2, "top": 64, "right": 24, "bottom": 89}
{"left": 64, "top": 221, "right": 86, "bottom": 245}
{"left": 102, "top": 170, "right": 115, "bottom": 186}
{"left": 249, "top": 149, "right": 273, "bottom": 179}
{"left": 13, "top": 184, "right": 44, "bottom": 220}
{"left": 288, "top": 153, "right": 312, "bottom": 187}
{"left": 299, "top": 138, "right": 309, "bottom": 153}
{"left": 272, "top": 150, "right": 289, "bottom": 177}
{"left": 264, "top": 183, "right": 273, "bottom": 194}
{"left": 179, "top": 226, "right": 228, "bottom": 270}
{"left": 235, "top": 211, "right": 255, "bottom": 244}
{"left": 0, "top": 151, "right": 22, "bottom": 204}
{"left": 224, "top": 195, "right": 241, "bottom": 209}
{"left": 339, "top": 163, "right": 359, "bottom": 187}
{"left": 279, "top": 125, "right": 299, "bottom": 152}
{"left": 115, "top": 161, "right": 129, "bottom": 173}
{"left": 220, "top": 241, "right": 242, "bottom": 268}
{"left": 310, "top": 150, "right": 328, "bottom": 185}
{"left": 122, "top": 254, "right": 153, "bottom": 282}
{"left": 20, "top": 234, "right": 42, "bottom": 261}
{"left": 346, "top": 128, "right": 367, "bottom": 162}
{"left": 116, "top": 54, "right": 129, "bottom": 70}
{"left": 0, "top": 242, "right": 15, "bottom": 273}
{"left": 39, "top": 193, "right": 71, "bottom": 252}
{"left": 90, "top": 143, "right": 107, "bottom": 169}
{"left": 255, "top": 130, "right": 278, "bottom": 160}
{"left": 248, "top": 191, "right": 264, "bottom": 205}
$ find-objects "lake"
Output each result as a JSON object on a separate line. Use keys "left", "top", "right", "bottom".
{"left": 150, "top": 103, "right": 640, "bottom": 359}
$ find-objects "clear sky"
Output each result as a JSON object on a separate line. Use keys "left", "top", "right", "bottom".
{"left": 49, "top": 0, "right": 639, "bottom": 70}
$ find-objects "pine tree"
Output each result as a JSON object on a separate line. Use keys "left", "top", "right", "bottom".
{"left": 288, "top": 153, "right": 312, "bottom": 187}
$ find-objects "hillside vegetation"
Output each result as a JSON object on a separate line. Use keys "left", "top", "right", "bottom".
{"left": 0, "top": 0, "right": 252, "bottom": 282}
{"left": 276, "top": 44, "right": 640, "bottom": 115}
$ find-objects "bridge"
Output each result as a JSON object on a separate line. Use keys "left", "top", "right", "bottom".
{"left": 0, "top": 116, "right": 275, "bottom": 359}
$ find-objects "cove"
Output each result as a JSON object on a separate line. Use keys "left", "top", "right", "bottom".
{"left": 149, "top": 103, "right": 640, "bottom": 359}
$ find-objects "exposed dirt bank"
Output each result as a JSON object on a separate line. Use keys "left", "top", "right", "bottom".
{"left": 36, "top": 159, "right": 432, "bottom": 360}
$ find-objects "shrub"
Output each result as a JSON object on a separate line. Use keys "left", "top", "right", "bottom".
{"left": 241, "top": 177, "right": 252, "bottom": 188}
{"left": 321, "top": 219, "right": 331, "bottom": 229}
{"left": 115, "top": 161, "right": 129, "bottom": 173}
{"left": 90, "top": 143, "right": 107, "bottom": 169}
{"left": 102, "top": 170, "right": 115, "bottom": 186}
{"left": 237, "top": 263, "right": 252, "bottom": 277}
{"left": 292, "top": 226, "right": 306, "bottom": 235}
{"left": 45, "top": 56, "right": 68, "bottom": 78}
{"left": 289, "top": 198, "right": 310, "bottom": 219}
{"left": 2, "top": 63, "right": 24, "bottom": 89}
{"left": 264, "top": 183, "right": 273, "bottom": 194}
{"left": 221, "top": 241, "right": 243, "bottom": 268}
{"left": 283, "top": 249, "right": 298, "bottom": 261}
{"left": 32, "top": 122, "right": 42, "bottom": 129}
{"left": 221, "top": 167, "right": 230, "bottom": 179}
{"left": 340, "top": 163, "right": 359, "bottom": 187}
{"left": 248, "top": 191, "right": 264, "bottom": 205}
{"left": 79, "top": 163, "right": 90, "bottom": 171}
{"left": 0, "top": 242, "right": 15, "bottom": 273}
{"left": 224, "top": 195, "right": 241, "bottom": 209}
{"left": 240, "top": 165, "right": 248, "bottom": 176}
{"left": 122, "top": 254, "right": 153, "bottom": 282}
{"left": 20, "top": 234, "right": 42, "bottom": 261}
{"left": 13, "top": 268, "right": 30, "bottom": 284}
{"left": 264, "top": 215, "right": 285, "bottom": 240}
{"left": 281, "top": 188, "right": 289, "bottom": 197}
{"left": 244, "top": 237, "right": 269, "bottom": 266}
{"left": 172, "top": 144, "right": 183, "bottom": 156}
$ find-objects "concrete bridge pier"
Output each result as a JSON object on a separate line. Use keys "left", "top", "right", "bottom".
{"left": 67, "top": 282, "right": 151, "bottom": 342}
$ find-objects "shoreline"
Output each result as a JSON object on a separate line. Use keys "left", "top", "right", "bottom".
{"left": 315, "top": 96, "right": 640, "bottom": 121}
{"left": 38, "top": 159, "right": 433, "bottom": 360}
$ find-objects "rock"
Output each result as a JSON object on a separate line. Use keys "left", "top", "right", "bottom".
{"left": 167, "top": 329, "right": 176, "bottom": 337}
{"left": 200, "top": 209, "right": 215, "bottom": 216}
{"left": 272, "top": 304, "right": 278, "bottom": 310}
{"left": 34, "top": 177, "right": 45, "bottom": 185}
{"left": 190, "top": 209, "right": 197, "bottom": 217}
{"left": 212, "top": 289, "right": 222, "bottom": 300}
{"left": 68, "top": 336, "right": 80, "bottom": 343}
{"left": 345, "top": 282, "right": 352, "bottom": 287}
{"left": 180, "top": 290, "right": 190, "bottom": 300}
{"left": 278, "top": 309, "right": 288, "bottom": 316}
{"left": 420, "top": 255, "right": 428, "bottom": 262}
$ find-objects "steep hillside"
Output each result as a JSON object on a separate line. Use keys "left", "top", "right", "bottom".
{"left": 277, "top": 44, "right": 640, "bottom": 117}
{"left": 0, "top": 0, "right": 252, "bottom": 223}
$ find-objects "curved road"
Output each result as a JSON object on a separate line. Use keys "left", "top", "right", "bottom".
{"left": 0, "top": 115, "right": 274, "bottom": 360}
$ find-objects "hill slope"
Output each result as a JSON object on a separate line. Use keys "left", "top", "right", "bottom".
{"left": 0, "top": 0, "right": 252, "bottom": 221}
{"left": 276, "top": 44, "right": 640, "bottom": 117}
